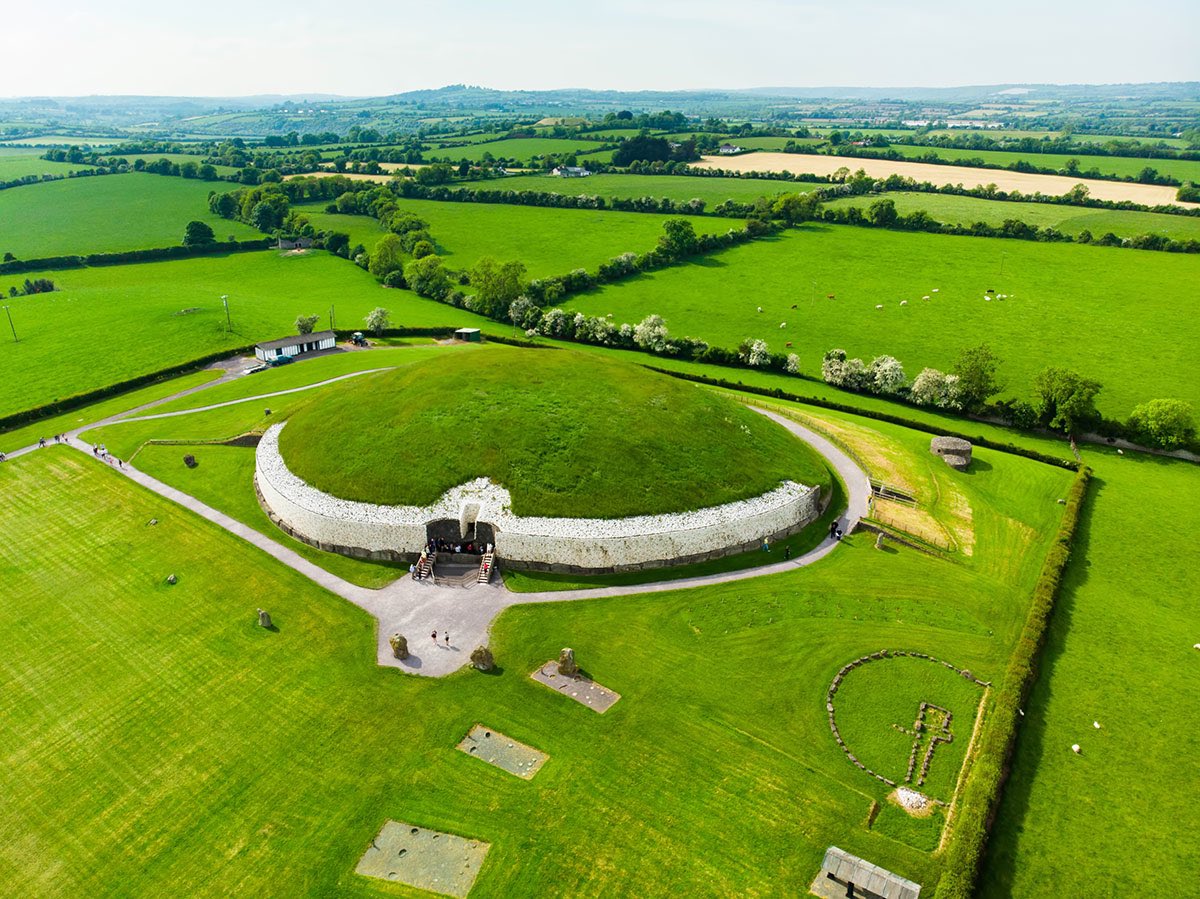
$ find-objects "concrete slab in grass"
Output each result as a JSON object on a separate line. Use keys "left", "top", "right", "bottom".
{"left": 355, "top": 820, "right": 489, "bottom": 898}
{"left": 530, "top": 661, "right": 621, "bottom": 713}
{"left": 457, "top": 724, "right": 548, "bottom": 779}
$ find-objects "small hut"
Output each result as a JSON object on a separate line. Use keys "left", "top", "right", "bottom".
{"left": 930, "top": 436, "right": 972, "bottom": 471}
{"left": 454, "top": 328, "right": 482, "bottom": 343}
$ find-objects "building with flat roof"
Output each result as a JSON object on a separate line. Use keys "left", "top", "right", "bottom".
{"left": 255, "top": 330, "right": 336, "bottom": 362}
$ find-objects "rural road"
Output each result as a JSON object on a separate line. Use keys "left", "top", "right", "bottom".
{"left": 7, "top": 372, "right": 871, "bottom": 677}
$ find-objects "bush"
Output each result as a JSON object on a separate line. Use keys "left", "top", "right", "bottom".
{"left": 1126, "top": 398, "right": 1195, "bottom": 449}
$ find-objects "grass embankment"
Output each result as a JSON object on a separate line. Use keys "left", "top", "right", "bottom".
{"left": 562, "top": 224, "right": 1200, "bottom": 416}
{"left": 0, "top": 421, "right": 1067, "bottom": 895}
{"left": 823, "top": 191, "right": 1200, "bottom": 242}
{"left": 298, "top": 196, "right": 738, "bottom": 279}
{"left": 279, "top": 347, "right": 831, "bottom": 517}
{"left": 0, "top": 173, "right": 260, "bottom": 258}
{"left": 0, "top": 251, "right": 488, "bottom": 418}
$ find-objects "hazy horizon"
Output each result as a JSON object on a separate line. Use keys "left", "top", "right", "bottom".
{"left": 6, "top": 0, "right": 1197, "bottom": 98}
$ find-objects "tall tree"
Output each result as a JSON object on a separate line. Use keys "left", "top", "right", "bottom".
{"left": 1033, "top": 367, "right": 1102, "bottom": 434}
{"left": 952, "top": 344, "right": 1003, "bottom": 412}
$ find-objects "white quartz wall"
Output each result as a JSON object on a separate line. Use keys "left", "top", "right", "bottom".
{"left": 256, "top": 423, "right": 820, "bottom": 568}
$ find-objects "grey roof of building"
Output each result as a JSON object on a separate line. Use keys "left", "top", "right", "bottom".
{"left": 256, "top": 330, "right": 336, "bottom": 351}
{"left": 821, "top": 847, "right": 921, "bottom": 899}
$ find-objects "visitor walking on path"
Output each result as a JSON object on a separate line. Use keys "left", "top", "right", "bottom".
{"left": 444, "top": 632, "right": 450, "bottom": 647}
{"left": 431, "top": 630, "right": 438, "bottom": 645}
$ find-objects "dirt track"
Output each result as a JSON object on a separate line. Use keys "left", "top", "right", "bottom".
{"left": 696, "top": 153, "right": 1200, "bottom": 209}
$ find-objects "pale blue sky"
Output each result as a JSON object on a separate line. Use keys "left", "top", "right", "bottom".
{"left": 5, "top": 0, "right": 1197, "bottom": 97}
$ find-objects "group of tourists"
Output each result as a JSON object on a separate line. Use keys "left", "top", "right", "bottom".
{"left": 90, "top": 443, "right": 124, "bottom": 469}
{"left": 426, "top": 538, "right": 490, "bottom": 555}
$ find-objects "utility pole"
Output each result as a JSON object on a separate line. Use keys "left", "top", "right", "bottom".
{"left": 329, "top": 305, "right": 335, "bottom": 332}
{"left": 2, "top": 305, "right": 16, "bottom": 343}
{"left": 221, "top": 294, "right": 231, "bottom": 333}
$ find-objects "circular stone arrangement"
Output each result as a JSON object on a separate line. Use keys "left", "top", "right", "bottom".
{"left": 256, "top": 348, "right": 831, "bottom": 572}
{"left": 825, "top": 650, "right": 990, "bottom": 795}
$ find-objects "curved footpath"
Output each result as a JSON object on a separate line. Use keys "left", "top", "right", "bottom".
{"left": 8, "top": 374, "right": 871, "bottom": 677}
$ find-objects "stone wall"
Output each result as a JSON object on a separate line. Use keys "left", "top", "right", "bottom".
{"left": 255, "top": 423, "right": 822, "bottom": 572}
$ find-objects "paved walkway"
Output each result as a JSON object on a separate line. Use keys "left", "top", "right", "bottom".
{"left": 8, "top": 378, "right": 871, "bottom": 678}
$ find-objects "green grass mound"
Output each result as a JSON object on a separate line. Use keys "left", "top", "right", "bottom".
{"left": 278, "top": 347, "right": 830, "bottom": 518}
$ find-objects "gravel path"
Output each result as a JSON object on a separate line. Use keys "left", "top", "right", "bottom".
{"left": 7, "top": 375, "right": 871, "bottom": 678}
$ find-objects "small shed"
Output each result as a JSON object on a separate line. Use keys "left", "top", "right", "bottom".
{"left": 277, "top": 237, "right": 313, "bottom": 250}
{"left": 814, "top": 847, "right": 921, "bottom": 899}
{"left": 255, "top": 330, "right": 336, "bottom": 362}
{"left": 454, "top": 328, "right": 482, "bottom": 343}
{"left": 930, "top": 436, "right": 973, "bottom": 471}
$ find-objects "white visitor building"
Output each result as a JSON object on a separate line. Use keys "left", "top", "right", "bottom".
{"left": 254, "top": 330, "right": 337, "bottom": 363}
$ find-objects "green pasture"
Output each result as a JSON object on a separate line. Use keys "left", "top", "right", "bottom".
{"left": 562, "top": 224, "right": 1200, "bottom": 415}
{"left": 876, "top": 144, "right": 1200, "bottom": 184}
{"left": 279, "top": 347, "right": 830, "bottom": 517}
{"left": 0, "top": 377, "right": 1069, "bottom": 895}
{"left": 425, "top": 137, "right": 611, "bottom": 164}
{"left": 823, "top": 192, "right": 1200, "bottom": 241}
{"left": 0, "top": 173, "right": 260, "bottom": 259}
{"left": 299, "top": 197, "right": 737, "bottom": 279}
{"left": 0, "top": 153, "right": 90, "bottom": 180}
{"left": 0, "top": 251, "right": 486, "bottom": 418}
{"left": 475, "top": 172, "right": 821, "bottom": 206}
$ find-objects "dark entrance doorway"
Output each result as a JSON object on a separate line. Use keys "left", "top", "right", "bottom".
{"left": 425, "top": 518, "right": 495, "bottom": 551}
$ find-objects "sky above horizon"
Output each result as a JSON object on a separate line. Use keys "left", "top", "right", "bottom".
{"left": 4, "top": 0, "right": 1198, "bottom": 97}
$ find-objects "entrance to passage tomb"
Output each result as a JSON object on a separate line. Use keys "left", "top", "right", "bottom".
{"left": 425, "top": 518, "right": 495, "bottom": 549}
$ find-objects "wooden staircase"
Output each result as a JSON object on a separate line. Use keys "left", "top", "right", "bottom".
{"left": 477, "top": 552, "right": 495, "bottom": 584}
{"left": 415, "top": 552, "right": 436, "bottom": 580}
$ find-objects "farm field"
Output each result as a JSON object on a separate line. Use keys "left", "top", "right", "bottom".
{"left": 471, "top": 172, "right": 821, "bottom": 205}
{"left": 562, "top": 224, "right": 1200, "bottom": 416}
{"left": 878, "top": 143, "right": 1200, "bottom": 184}
{"left": 0, "top": 152, "right": 93, "bottom": 180}
{"left": 0, "top": 173, "right": 261, "bottom": 259}
{"left": 424, "top": 137, "right": 612, "bottom": 164}
{"left": 297, "top": 198, "right": 739, "bottom": 278}
{"left": 0, "top": 384, "right": 1071, "bottom": 895}
{"left": 697, "top": 152, "right": 1199, "bottom": 208}
{"left": 0, "top": 251, "right": 486, "bottom": 417}
{"left": 823, "top": 191, "right": 1200, "bottom": 241}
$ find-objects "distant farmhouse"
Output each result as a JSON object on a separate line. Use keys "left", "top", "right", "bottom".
{"left": 255, "top": 330, "right": 336, "bottom": 363}
{"left": 551, "top": 166, "right": 591, "bottom": 178}
{"left": 717, "top": 143, "right": 743, "bottom": 155}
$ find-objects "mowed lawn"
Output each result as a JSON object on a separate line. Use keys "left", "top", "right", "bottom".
{"left": 299, "top": 199, "right": 739, "bottom": 279}
{"left": 468, "top": 172, "right": 822, "bottom": 206}
{"left": 0, "top": 404, "right": 1068, "bottom": 895}
{"left": 0, "top": 173, "right": 261, "bottom": 259}
{"left": 0, "top": 251, "right": 488, "bottom": 417}
{"left": 879, "top": 144, "right": 1200, "bottom": 184}
{"left": 562, "top": 224, "right": 1200, "bottom": 416}
{"left": 823, "top": 191, "right": 1200, "bottom": 242}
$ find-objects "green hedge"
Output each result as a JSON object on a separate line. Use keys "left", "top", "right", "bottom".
{"left": 0, "top": 239, "right": 273, "bottom": 276}
{"left": 934, "top": 466, "right": 1092, "bottom": 898}
{"left": 644, "top": 366, "right": 1080, "bottom": 471}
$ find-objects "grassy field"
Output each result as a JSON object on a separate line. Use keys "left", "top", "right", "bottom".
{"left": 0, "top": 384, "right": 1069, "bottom": 895}
{"left": 877, "top": 144, "right": 1200, "bottom": 184}
{"left": 279, "top": 347, "right": 830, "bottom": 516}
{"left": 0, "top": 173, "right": 261, "bottom": 259}
{"left": 0, "top": 251, "right": 487, "bottom": 418}
{"left": 823, "top": 191, "right": 1200, "bottom": 241}
{"left": 562, "top": 224, "right": 1200, "bottom": 416}
{"left": 424, "top": 137, "right": 612, "bottom": 164}
{"left": 299, "top": 197, "right": 738, "bottom": 279}
{"left": 471, "top": 172, "right": 821, "bottom": 206}
{"left": 0, "top": 152, "right": 91, "bottom": 180}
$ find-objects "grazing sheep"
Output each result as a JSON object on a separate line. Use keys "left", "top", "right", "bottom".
{"left": 757, "top": 306, "right": 763, "bottom": 313}
{"left": 1093, "top": 721, "right": 1101, "bottom": 729}
{"left": 875, "top": 304, "right": 884, "bottom": 310}
{"left": 922, "top": 295, "right": 930, "bottom": 300}
{"left": 1072, "top": 744, "right": 1081, "bottom": 754}
{"left": 932, "top": 288, "right": 939, "bottom": 293}
{"left": 779, "top": 322, "right": 786, "bottom": 329}
{"left": 900, "top": 300, "right": 908, "bottom": 306}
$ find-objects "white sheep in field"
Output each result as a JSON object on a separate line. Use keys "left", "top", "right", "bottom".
{"left": 756, "top": 306, "right": 763, "bottom": 313}
{"left": 922, "top": 295, "right": 930, "bottom": 300}
{"left": 875, "top": 304, "right": 884, "bottom": 310}
{"left": 779, "top": 322, "right": 786, "bottom": 329}
{"left": 932, "top": 288, "right": 940, "bottom": 293}
{"left": 900, "top": 300, "right": 908, "bottom": 306}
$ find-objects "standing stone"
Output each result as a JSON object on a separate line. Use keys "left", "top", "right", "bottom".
{"left": 557, "top": 647, "right": 579, "bottom": 677}
{"left": 257, "top": 608, "right": 272, "bottom": 629}
{"left": 470, "top": 646, "right": 494, "bottom": 671}
{"left": 183, "top": 454, "right": 197, "bottom": 468}
{"left": 388, "top": 632, "right": 408, "bottom": 659}
{"left": 875, "top": 532, "right": 885, "bottom": 551}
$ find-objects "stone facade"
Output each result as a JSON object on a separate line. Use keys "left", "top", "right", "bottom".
{"left": 255, "top": 423, "right": 822, "bottom": 572}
